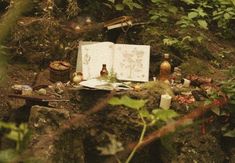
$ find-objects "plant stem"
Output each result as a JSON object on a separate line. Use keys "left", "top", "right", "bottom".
{"left": 115, "top": 155, "right": 122, "bottom": 163}
{"left": 125, "top": 115, "right": 147, "bottom": 163}
{"left": 16, "top": 130, "right": 21, "bottom": 151}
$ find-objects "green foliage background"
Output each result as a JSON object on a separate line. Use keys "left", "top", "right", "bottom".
{"left": 0, "top": 0, "right": 33, "bottom": 85}
{"left": 0, "top": 48, "right": 7, "bottom": 85}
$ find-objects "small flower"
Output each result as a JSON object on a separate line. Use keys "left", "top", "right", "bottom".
{"left": 213, "top": 99, "right": 222, "bottom": 105}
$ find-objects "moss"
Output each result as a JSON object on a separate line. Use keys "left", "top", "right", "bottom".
{"left": 180, "top": 57, "right": 214, "bottom": 76}
{"left": 53, "top": 130, "right": 85, "bottom": 163}
{"left": 142, "top": 81, "right": 174, "bottom": 97}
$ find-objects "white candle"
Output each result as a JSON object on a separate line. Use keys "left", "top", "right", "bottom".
{"left": 160, "top": 94, "right": 172, "bottom": 110}
{"left": 183, "top": 78, "right": 191, "bottom": 87}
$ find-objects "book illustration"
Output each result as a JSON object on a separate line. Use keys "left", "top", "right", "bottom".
{"left": 77, "top": 41, "right": 150, "bottom": 82}
{"left": 119, "top": 48, "right": 145, "bottom": 79}
{"left": 83, "top": 48, "right": 91, "bottom": 78}
{"left": 76, "top": 41, "right": 99, "bottom": 73}
{"left": 113, "top": 44, "right": 150, "bottom": 82}
{"left": 81, "top": 42, "right": 113, "bottom": 80}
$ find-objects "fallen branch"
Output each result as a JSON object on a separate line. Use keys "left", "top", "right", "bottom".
{"left": 106, "top": 95, "right": 228, "bottom": 163}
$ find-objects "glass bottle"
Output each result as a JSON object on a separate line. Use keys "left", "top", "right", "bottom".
{"left": 100, "top": 64, "right": 108, "bottom": 77}
{"left": 172, "top": 67, "right": 182, "bottom": 84}
{"left": 159, "top": 53, "right": 171, "bottom": 82}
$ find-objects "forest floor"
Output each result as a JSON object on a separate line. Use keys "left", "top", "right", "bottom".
{"left": 0, "top": 9, "right": 235, "bottom": 163}
{"left": 0, "top": 45, "right": 234, "bottom": 163}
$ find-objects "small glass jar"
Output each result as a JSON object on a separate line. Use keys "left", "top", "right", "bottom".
{"left": 100, "top": 64, "right": 108, "bottom": 77}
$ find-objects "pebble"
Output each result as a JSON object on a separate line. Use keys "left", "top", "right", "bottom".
{"left": 37, "top": 88, "right": 47, "bottom": 95}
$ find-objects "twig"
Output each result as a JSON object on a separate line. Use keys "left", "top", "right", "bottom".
{"left": 129, "top": 96, "right": 227, "bottom": 150}
{"left": 125, "top": 115, "right": 147, "bottom": 163}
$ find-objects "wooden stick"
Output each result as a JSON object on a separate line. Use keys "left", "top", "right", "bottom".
{"left": 105, "top": 96, "right": 228, "bottom": 163}
{"left": 129, "top": 97, "right": 227, "bottom": 150}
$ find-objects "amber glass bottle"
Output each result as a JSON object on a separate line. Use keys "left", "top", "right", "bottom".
{"left": 159, "top": 53, "right": 171, "bottom": 82}
{"left": 100, "top": 64, "right": 108, "bottom": 77}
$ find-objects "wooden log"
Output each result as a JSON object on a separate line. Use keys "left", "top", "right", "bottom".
{"left": 9, "top": 94, "right": 69, "bottom": 101}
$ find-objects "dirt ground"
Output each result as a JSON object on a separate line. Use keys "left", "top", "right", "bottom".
{"left": 0, "top": 2, "right": 235, "bottom": 161}
{"left": 0, "top": 57, "right": 235, "bottom": 162}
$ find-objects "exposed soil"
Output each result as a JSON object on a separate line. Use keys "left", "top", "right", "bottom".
{"left": 0, "top": 1, "right": 235, "bottom": 162}
{"left": 0, "top": 58, "right": 235, "bottom": 163}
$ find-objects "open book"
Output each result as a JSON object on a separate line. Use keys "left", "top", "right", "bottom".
{"left": 76, "top": 41, "right": 150, "bottom": 82}
{"left": 78, "top": 79, "right": 132, "bottom": 91}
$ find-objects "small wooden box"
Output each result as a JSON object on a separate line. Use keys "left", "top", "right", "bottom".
{"left": 49, "top": 61, "right": 71, "bottom": 83}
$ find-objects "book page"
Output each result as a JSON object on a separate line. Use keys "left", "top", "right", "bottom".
{"left": 76, "top": 41, "right": 98, "bottom": 73}
{"left": 113, "top": 44, "right": 150, "bottom": 82}
{"left": 80, "top": 42, "right": 114, "bottom": 80}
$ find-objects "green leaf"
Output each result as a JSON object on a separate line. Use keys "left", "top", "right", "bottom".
{"left": 223, "top": 129, "right": 235, "bottom": 137}
{"left": 168, "top": 6, "right": 178, "bottom": 14}
{"left": 197, "top": 19, "right": 208, "bottom": 29}
{"left": 0, "top": 149, "right": 17, "bottom": 163}
{"left": 6, "top": 130, "right": 20, "bottom": 141}
{"left": 229, "top": 100, "right": 235, "bottom": 104}
{"left": 115, "top": 4, "right": 124, "bottom": 10}
{"left": 0, "top": 121, "right": 17, "bottom": 130}
{"left": 228, "top": 10, "right": 235, "bottom": 16}
{"left": 188, "top": 12, "right": 198, "bottom": 19}
{"left": 212, "top": 11, "right": 218, "bottom": 16}
{"left": 19, "top": 123, "right": 29, "bottom": 135}
{"left": 213, "top": 15, "right": 221, "bottom": 20}
{"left": 160, "top": 17, "right": 168, "bottom": 22}
{"left": 107, "top": 0, "right": 115, "bottom": 3}
{"left": 152, "top": 109, "right": 179, "bottom": 122}
{"left": 163, "top": 38, "right": 179, "bottom": 46}
{"left": 108, "top": 96, "right": 147, "bottom": 110}
{"left": 103, "top": 3, "right": 113, "bottom": 9}
{"left": 0, "top": 121, "right": 28, "bottom": 143}
{"left": 224, "top": 13, "right": 231, "bottom": 19}
{"left": 127, "top": 4, "right": 134, "bottom": 10}
{"left": 226, "top": 7, "right": 234, "bottom": 12}
{"left": 182, "top": 35, "right": 192, "bottom": 42}
{"left": 231, "top": 0, "right": 235, "bottom": 7}
{"left": 176, "top": 19, "right": 185, "bottom": 25}
{"left": 150, "top": 15, "right": 160, "bottom": 20}
{"left": 133, "top": 3, "right": 142, "bottom": 9}
{"left": 139, "top": 108, "right": 151, "bottom": 118}
{"left": 149, "top": 10, "right": 156, "bottom": 15}
{"left": 211, "top": 107, "right": 220, "bottom": 115}
{"left": 196, "top": 36, "right": 204, "bottom": 43}
{"left": 198, "top": 8, "right": 207, "bottom": 17}
{"left": 181, "top": 0, "right": 195, "bottom": 4}
{"left": 108, "top": 97, "right": 123, "bottom": 105}
{"left": 151, "top": 0, "right": 163, "bottom": 3}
